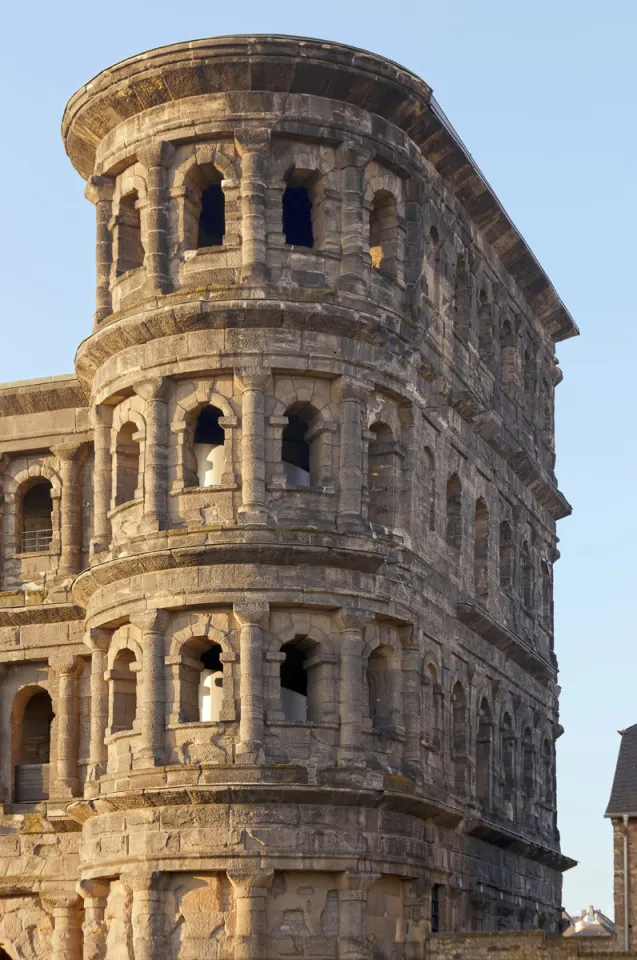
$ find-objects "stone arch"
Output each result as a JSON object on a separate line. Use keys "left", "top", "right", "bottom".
{"left": 167, "top": 613, "right": 236, "bottom": 724}
{"left": 270, "top": 381, "right": 337, "bottom": 490}
{"left": 267, "top": 613, "right": 333, "bottom": 724}
{"left": 271, "top": 146, "right": 337, "bottom": 253}
{"left": 111, "top": 172, "right": 148, "bottom": 279}
{"left": 171, "top": 381, "right": 238, "bottom": 491}
{"left": 171, "top": 144, "right": 240, "bottom": 255}
{"left": 363, "top": 166, "right": 405, "bottom": 282}
{"left": 11, "top": 683, "right": 54, "bottom": 802}
{"left": 363, "top": 622, "right": 402, "bottom": 733}
{"left": 4, "top": 464, "right": 62, "bottom": 560}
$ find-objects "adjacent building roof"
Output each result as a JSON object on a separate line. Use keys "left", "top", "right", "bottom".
{"left": 606, "top": 724, "right": 637, "bottom": 817}
{"left": 563, "top": 906, "right": 615, "bottom": 938}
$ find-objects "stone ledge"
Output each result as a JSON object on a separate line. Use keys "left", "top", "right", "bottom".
{"left": 457, "top": 601, "right": 556, "bottom": 682}
{"left": 465, "top": 818, "right": 576, "bottom": 872}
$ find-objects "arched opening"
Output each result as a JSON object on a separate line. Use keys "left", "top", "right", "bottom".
{"left": 423, "top": 447, "right": 436, "bottom": 533}
{"left": 474, "top": 498, "right": 489, "bottom": 597}
{"left": 501, "top": 713, "right": 515, "bottom": 811}
{"left": 368, "top": 422, "right": 397, "bottom": 529}
{"left": 198, "top": 644, "right": 224, "bottom": 723}
{"left": 280, "top": 641, "right": 308, "bottom": 722}
{"left": 14, "top": 688, "right": 53, "bottom": 802}
{"left": 282, "top": 403, "right": 319, "bottom": 487}
{"left": 445, "top": 475, "right": 462, "bottom": 552}
{"left": 542, "top": 738, "right": 554, "bottom": 806}
{"left": 282, "top": 170, "right": 315, "bottom": 248}
{"left": 20, "top": 480, "right": 53, "bottom": 553}
{"left": 476, "top": 698, "right": 492, "bottom": 808}
{"left": 110, "top": 649, "right": 137, "bottom": 734}
{"left": 454, "top": 253, "right": 470, "bottom": 340}
{"left": 521, "top": 541, "right": 533, "bottom": 610}
{"left": 367, "top": 646, "right": 399, "bottom": 732}
{"left": 194, "top": 406, "right": 225, "bottom": 487}
{"left": 369, "top": 190, "right": 398, "bottom": 274}
{"left": 198, "top": 183, "right": 225, "bottom": 248}
{"left": 499, "top": 521, "right": 514, "bottom": 590}
{"left": 114, "top": 421, "right": 140, "bottom": 506}
{"left": 523, "top": 728, "right": 535, "bottom": 802}
{"left": 478, "top": 289, "right": 493, "bottom": 361}
{"left": 115, "top": 191, "right": 144, "bottom": 275}
{"left": 452, "top": 682, "right": 467, "bottom": 795}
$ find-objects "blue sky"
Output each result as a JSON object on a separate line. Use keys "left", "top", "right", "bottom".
{"left": 1, "top": 0, "right": 634, "bottom": 918}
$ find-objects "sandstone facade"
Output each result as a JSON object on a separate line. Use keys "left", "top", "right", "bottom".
{"left": 0, "top": 36, "right": 577, "bottom": 959}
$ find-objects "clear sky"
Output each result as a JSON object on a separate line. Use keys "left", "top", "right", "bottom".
{"left": 1, "top": 0, "right": 634, "bottom": 919}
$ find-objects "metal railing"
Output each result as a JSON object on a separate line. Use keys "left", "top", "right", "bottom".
{"left": 21, "top": 528, "right": 53, "bottom": 553}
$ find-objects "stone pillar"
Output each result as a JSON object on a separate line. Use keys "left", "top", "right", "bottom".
{"left": 52, "top": 442, "right": 85, "bottom": 578}
{"left": 337, "top": 141, "right": 374, "bottom": 294}
{"left": 131, "top": 610, "right": 167, "bottom": 766}
{"left": 128, "top": 872, "right": 166, "bottom": 960}
{"left": 337, "top": 608, "right": 368, "bottom": 767}
{"left": 338, "top": 872, "right": 379, "bottom": 960}
{"left": 337, "top": 379, "right": 368, "bottom": 532}
{"left": 400, "top": 879, "right": 430, "bottom": 959}
{"left": 90, "top": 404, "right": 114, "bottom": 559}
{"left": 227, "top": 868, "right": 274, "bottom": 960}
{"left": 236, "top": 369, "right": 271, "bottom": 527}
{"left": 84, "top": 175, "right": 115, "bottom": 326}
{"left": 77, "top": 878, "right": 109, "bottom": 960}
{"left": 233, "top": 599, "right": 269, "bottom": 761}
{"left": 134, "top": 377, "right": 169, "bottom": 532}
{"left": 401, "top": 632, "right": 422, "bottom": 780}
{"left": 42, "top": 886, "right": 82, "bottom": 960}
{"left": 137, "top": 141, "right": 175, "bottom": 295}
{"left": 84, "top": 628, "right": 111, "bottom": 793}
{"left": 235, "top": 127, "right": 271, "bottom": 283}
{"left": 51, "top": 654, "right": 80, "bottom": 798}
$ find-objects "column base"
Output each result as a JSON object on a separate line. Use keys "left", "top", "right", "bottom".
{"left": 337, "top": 273, "right": 367, "bottom": 296}
{"left": 235, "top": 741, "right": 265, "bottom": 763}
{"left": 139, "top": 516, "right": 162, "bottom": 534}
{"left": 238, "top": 505, "right": 271, "bottom": 527}
{"left": 337, "top": 512, "right": 367, "bottom": 534}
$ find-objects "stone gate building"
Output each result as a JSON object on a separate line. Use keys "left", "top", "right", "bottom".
{"left": 0, "top": 35, "right": 578, "bottom": 959}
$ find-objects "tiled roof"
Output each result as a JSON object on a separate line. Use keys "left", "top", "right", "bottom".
{"left": 606, "top": 724, "right": 637, "bottom": 816}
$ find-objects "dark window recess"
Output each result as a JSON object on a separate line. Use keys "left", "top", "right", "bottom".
{"left": 198, "top": 184, "right": 225, "bottom": 248}
{"left": 280, "top": 643, "right": 307, "bottom": 697}
{"left": 194, "top": 406, "right": 225, "bottom": 445}
{"left": 201, "top": 644, "right": 223, "bottom": 673}
{"left": 282, "top": 415, "right": 310, "bottom": 472}
{"left": 431, "top": 884, "right": 441, "bottom": 932}
{"left": 282, "top": 186, "right": 313, "bottom": 247}
{"left": 21, "top": 482, "right": 53, "bottom": 552}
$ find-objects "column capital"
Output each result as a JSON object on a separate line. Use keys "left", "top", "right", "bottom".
{"left": 41, "top": 881, "right": 80, "bottom": 910}
{"left": 137, "top": 139, "right": 175, "bottom": 170}
{"left": 234, "top": 126, "right": 271, "bottom": 156}
{"left": 336, "top": 606, "right": 373, "bottom": 634}
{"left": 50, "top": 653, "right": 81, "bottom": 677}
{"left": 123, "top": 871, "right": 163, "bottom": 894}
{"left": 90, "top": 404, "right": 114, "bottom": 428}
{"left": 338, "top": 871, "right": 380, "bottom": 896}
{"left": 335, "top": 377, "right": 372, "bottom": 405}
{"left": 130, "top": 609, "right": 168, "bottom": 634}
{"left": 226, "top": 867, "right": 274, "bottom": 893}
{"left": 84, "top": 627, "right": 111, "bottom": 653}
{"left": 134, "top": 376, "right": 170, "bottom": 403}
{"left": 77, "top": 878, "right": 109, "bottom": 901}
{"left": 234, "top": 366, "right": 272, "bottom": 394}
{"left": 84, "top": 174, "right": 115, "bottom": 205}
{"left": 233, "top": 599, "right": 270, "bottom": 629}
{"left": 51, "top": 441, "right": 87, "bottom": 463}
{"left": 336, "top": 139, "right": 375, "bottom": 169}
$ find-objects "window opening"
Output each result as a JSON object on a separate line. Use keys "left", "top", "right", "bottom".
{"left": 283, "top": 182, "right": 314, "bottom": 247}
{"left": 280, "top": 642, "right": 308, "bottom": 722}
{"left": 368, "top": 422, "right": 396, "bottom": 528}
{"left": 369, "top": 190, "right": 398, "bottom": 272}
{"left": 114, "top": 422, "right": 140, "bottom": 506}
{"left": 521, "top": 541, "right": 533, "bottom": 610}
{"left": 198, "top": 183, "right": 225, "bottom": 248}
{"left": 198, "top": 644, "right": 224, "bottom": 723}
{"left": 116, "top": 191, "right": 144, "bottom": 275}
{"left": 431, "top": 884, "right": 441, "bottom": 933}
{"left": 445, "top": 475, "right": 462, "bottom": 551}
{"left": 367, "top": 647, "right": 398, "bottom": 732}
{"left": 111, "top": 649, "right": 137, "bottom": 734}
{"left": 21, "top": 481, "right": 53, "bottom": 553}
{"left": 194, "top": 406, "right": 225, "bottom": 487}
{"left": 476, "top": 699, "right": 492, "bottom": 808}
{"left": 282, "top": 404, "right": 316, "bottom": 487}
{"left": 14, "top": 688, "right": 53, "bottom": 802}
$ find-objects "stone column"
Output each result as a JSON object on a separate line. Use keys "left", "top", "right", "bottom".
{"left": 235, "top": 127, "right": 271, "bottom": 283}
{"left": 52, "top": 442, "right": 85, "bottom": 578}
{"left": 128, "top": 872, "right": 166, "bottom": 960}
{"left": 227, "top": 868, "right": 274, "bottom": 960}
{"left": 42, "top": 886, "right": 82, "bottom": 960}
{"left": 336, "top": 379, "right": 368, "bottom": 532}
{"left": 134, "top": 377, "right": 169, "bottom": 532}
{"left": 51, "top": 654, "right": 80, "bottom": 798}
{"left": 402, "top": 631, "right": 422, "bottom": 780}
{"left": 84, "top": 175, "right": 115, "bottom": 326}
{"left": 400, "top": 879, "right": 430, "bottom": 959}
{"left": 233, "top": 599, "right": 269, "bottom": 761}
{"left": 338, "top": 872, "right": 379, "bottom": 960}
{"left": 84, "top": 628, "right": 111, "bottom": 792}
{"left": 236, "top": 368, "right": 271, "bottom": 527}
{"left": 77, "top": 879, "right": 109, "bottom": 960}
{"left": 90, "top": 404, "right": 114, "bottom": 559}
{"left": 337, "top": 141, "right": 374, "bottom": 295}
{"left": 337, "top": 608, "right": 368, "bottom": 767}
{"left": 131, "top": 610, "right": 167, "bottom": 766}
{"left": 137, "top": 140, "right": 175, "bottom": 295}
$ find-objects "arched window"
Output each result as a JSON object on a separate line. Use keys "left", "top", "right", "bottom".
{"left": 499, "top": 521, "right": 514, "bottom": 590}
{"left": 114, "top": 421, "right": 140, "bottom": 506}
{"left": 198, "top": 182, "right": 225, "bottom": 248}
{"left": 452, "top": 682, "right": 467, "bottom": 795}
{"left": 476, "top": 698, "right": 492, "bottom": 808}
{"left": 542, "top": 738, "right": 554, "bottom": 806}
{"left": 282, "top": 403, "right": 320, "bottom": 487}
{"left": 367, "top": 422, "right": 397, "bottom": 529}
{"left": 454, "top": 253, "right": 470, "bottom": 340}
{"left": 522, "top": 727, "right": 535, "bottom": 801}
{"left": 501, "top": 713, "right": 515, "bottom": 810}
{"left": 193, "top": 406, "right": 225, "bottom": 487}
{"left": 20, "top": 480, "right": 53, "bottom": 553}
{"left": 110, "top": 649, "right": 137, "bottom": 734}
{"left": 500, "top": 319, "right": 517, "bottom": 393}
{"left": 14, "top": 688, "right": 53, "bottom": 802}
{"left": 115, "top": 191, "right": 144, "bottom": 275}
{"left": 198, "top": 644, "right": 224, "bottom": 723}
{"left": 367, "top": 646, "right": 399, "bottom": 732}
{"left": 445, "top": 475, "right": 462, "bottom": 552}
{"left": 280, "top": 641, "right": 308, "bottom": 722}
{"left": 474, "top": 498, "right": 489, "bottom": 597}
{"left": 426, "top": 225, "right": 441, "bottom": 308}
{"left": 521, "top": 541, "right": 533, "bottom": 610}
{"left": 423, "top": 447, "right": 436, "bottom": 533}
{"left": 369, "top": 190, "right": 398, "bottom": 275}
{"left": 282, "top": 170, "right": 315, "bottom": 248}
